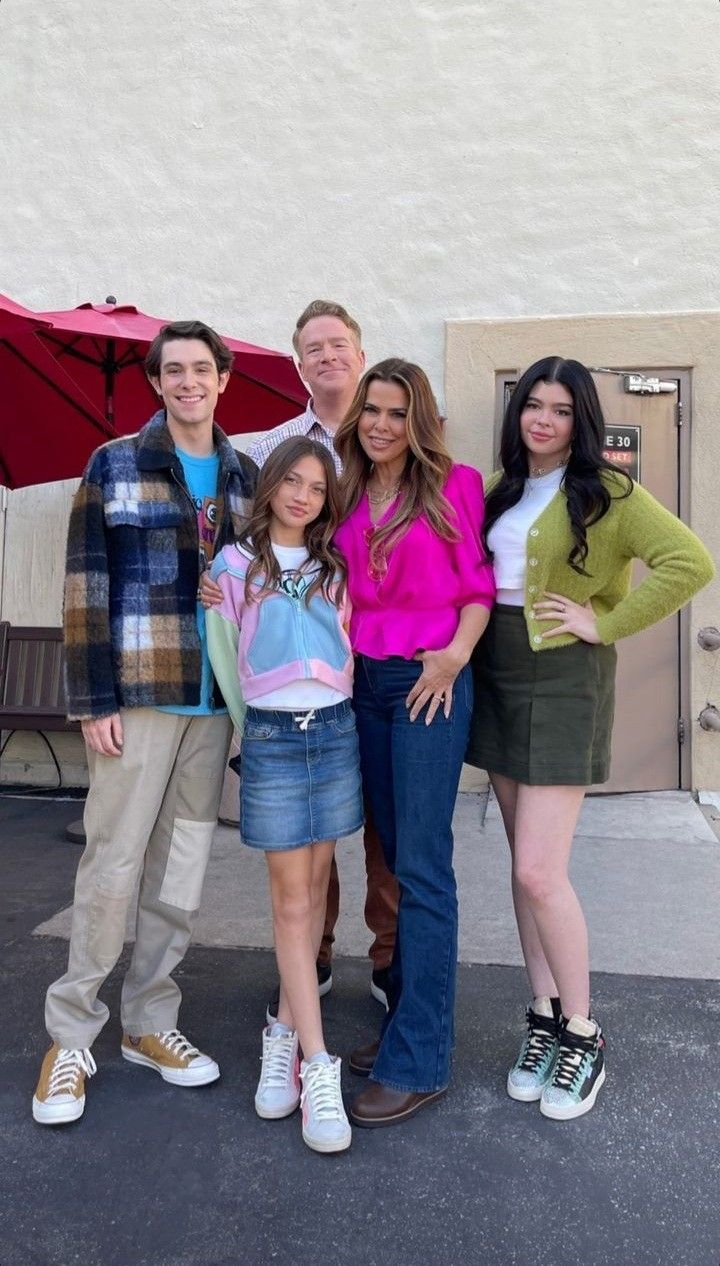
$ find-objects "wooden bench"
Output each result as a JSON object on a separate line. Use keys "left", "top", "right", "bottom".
{"left": 0, "top": 622, "right": 80, "bottom": 787}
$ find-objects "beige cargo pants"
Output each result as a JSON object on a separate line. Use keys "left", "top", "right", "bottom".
{"left": 45, "top": 708, "right": 232, "bottom": 1048}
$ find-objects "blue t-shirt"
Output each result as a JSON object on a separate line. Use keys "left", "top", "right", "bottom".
{"left": 158, "top": 447, "right": 226, "bottom": 717}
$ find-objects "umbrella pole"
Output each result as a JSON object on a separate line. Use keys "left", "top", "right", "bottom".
{"left": 0, "top": 484, "right": 6, "bottom": 619}
{"left": 102, "top": 337, "right": 116, "bottom": 426}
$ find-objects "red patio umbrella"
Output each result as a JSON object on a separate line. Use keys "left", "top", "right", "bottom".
{"left": 0, "top": 295, "right": 116, "bottom": 489}
{"left": 34, "top": 299, "right": 307, "bottom": 435}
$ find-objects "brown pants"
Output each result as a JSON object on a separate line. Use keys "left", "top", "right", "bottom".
{"left": 318, "top": 814, "right": 398, "bottom": 970}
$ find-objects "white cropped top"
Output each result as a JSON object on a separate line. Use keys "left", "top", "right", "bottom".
{"left": 487, "top": 466, "right": 566, "bottom": 605}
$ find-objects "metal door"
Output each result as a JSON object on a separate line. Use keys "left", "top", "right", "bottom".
{"left": 495, "top": 368, "right": 689, "bottom": 792}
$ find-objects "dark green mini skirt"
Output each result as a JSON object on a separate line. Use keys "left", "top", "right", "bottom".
{"left": 466, "top": 604, "right": 617, "bottom": 786}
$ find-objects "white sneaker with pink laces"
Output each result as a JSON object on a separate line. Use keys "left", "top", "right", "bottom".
{"left": 300, "top": 1055, "right": 351, "bottom": 1153}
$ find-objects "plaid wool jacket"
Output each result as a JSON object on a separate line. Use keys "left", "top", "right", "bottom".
{"left": 64, "top": 410, "right": 258, "bottom": 720}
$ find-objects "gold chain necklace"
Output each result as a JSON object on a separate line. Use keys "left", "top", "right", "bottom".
{"left": 367, "top": 482, "right": 401, "bottom": 506}
{"left": 528, "top": 456, "right": 568, "bottom": 479}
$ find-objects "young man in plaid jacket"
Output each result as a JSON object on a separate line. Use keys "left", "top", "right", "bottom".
{"left": 33, "top": 321, "right": 257, "bottom": 1125}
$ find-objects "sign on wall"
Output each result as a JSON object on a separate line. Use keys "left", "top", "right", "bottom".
{"left": 603, "top": 425, "right": 641, "bottom": 482}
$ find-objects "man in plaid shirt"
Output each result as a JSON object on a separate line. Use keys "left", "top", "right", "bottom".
{"left": 247, "top": 300, "right": 399, "bottom": 1021}
{"left": 33, "top": 321, "right": 257, "bottom": 1126}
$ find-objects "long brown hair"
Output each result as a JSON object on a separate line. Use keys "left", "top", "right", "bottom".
{"left": 236, "top": 437, "right": 347, "bottom": 605}
{"left": 334, "top": 359, "right": 458, "bottom": 571}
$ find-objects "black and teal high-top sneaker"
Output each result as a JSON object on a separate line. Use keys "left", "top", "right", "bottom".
{"left": 540, "top": 1013, "right": 606, "bottom": 1120}
{"left": 506, "top": 996, "right": 562, "bottom": 1102}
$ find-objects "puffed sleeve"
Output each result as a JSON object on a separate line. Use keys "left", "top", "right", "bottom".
{"left": 446, "top": 465, "right": 496, "bottom": 609}
{"left": 206, "top": 551, "right": 246, "bottom": 733}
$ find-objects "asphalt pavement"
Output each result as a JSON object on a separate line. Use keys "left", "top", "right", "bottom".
{"left": 1, "top": 790, "right": 718, "bottom": 1266}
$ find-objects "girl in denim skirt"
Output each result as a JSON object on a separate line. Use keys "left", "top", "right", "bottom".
{"left": 206, "top": 436, "right": 363, "bottom": 1154}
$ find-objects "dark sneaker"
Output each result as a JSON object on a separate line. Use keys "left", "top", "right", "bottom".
{"left": 265, "top": 959, "right": 333, "bottom": 1025}
{"left": 316, "top": 961, "right": 333, "bottom": 994}
{"left": 506, "top": 996, "right": 561, "bottom": 1102}
{"left": 370, "top": 966, "right": 391, "bottom": 1010}
{"left": 540, "top": 1014, "right": 606, "bottom": 1120}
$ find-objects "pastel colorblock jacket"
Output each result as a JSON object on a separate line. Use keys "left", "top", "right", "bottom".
{"left": 63, "top": 411, "right": 258, "bottom": 719}
{"left": 485, "top": 471, "right": 715, "bottom": 650}
{"left": 206, "top": 544, "right": 353, "bottom": 733}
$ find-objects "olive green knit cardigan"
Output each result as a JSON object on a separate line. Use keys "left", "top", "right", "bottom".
{"left": 485, "top": 472, "right": 715, "bottom": 651}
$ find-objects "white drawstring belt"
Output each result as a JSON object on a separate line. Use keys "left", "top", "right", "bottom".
{"left": 293, "top": 708, "right": 316, "bottom": 731}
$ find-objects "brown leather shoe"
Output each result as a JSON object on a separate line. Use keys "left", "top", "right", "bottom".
{"left": 350, "top": 1081, "right": 447, "bottom": 1128}
{"left": 349, "top": 1040, "right": 380, "bottom": 1077}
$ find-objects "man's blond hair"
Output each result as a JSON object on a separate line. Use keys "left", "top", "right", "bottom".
{"left": 292, "top": 300, "right": 362, "bottom": 356}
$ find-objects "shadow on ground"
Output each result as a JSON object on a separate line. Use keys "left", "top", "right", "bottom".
{"left": 2, "top": 937, "right": 719, "bottom": 1266}
{"left": 2, "top": 796, "right": 719, "bottom": 1266}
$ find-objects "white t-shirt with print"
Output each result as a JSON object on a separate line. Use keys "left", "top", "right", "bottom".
{"left": 251, "top": 543, "right": 347, "bottom": 709}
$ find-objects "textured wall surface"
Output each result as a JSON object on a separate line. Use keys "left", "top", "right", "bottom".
{"left": 2, "top": 1, "right": 720, "bottom": 788}
{"left": 2, "top": 0, "right": 720, "bottom": 398}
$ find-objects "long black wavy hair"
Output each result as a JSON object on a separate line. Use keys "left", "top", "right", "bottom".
{"left": 483, "top": 356, "right": 632, "bottom": 575}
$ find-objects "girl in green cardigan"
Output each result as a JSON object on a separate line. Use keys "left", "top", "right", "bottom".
{"left": 466, "top": 355, "right": 714, "bottom": 1121}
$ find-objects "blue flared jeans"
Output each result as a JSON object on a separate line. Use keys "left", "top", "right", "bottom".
{"left": 352, "top": 654, "right": 472, "bottom": 1093}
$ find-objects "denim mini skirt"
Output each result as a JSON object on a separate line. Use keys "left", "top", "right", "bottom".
{"left": 467, "top": 604, "right": 617, "bottom": 786}
{"left": 239, "top": 699, "right": 364, "bottom": 849}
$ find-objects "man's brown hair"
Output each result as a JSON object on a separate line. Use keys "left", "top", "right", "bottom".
{"left": 292, "top": 300, "right": 362, "bottom": 356}
{"left": 145, "top": 320, "right": 234, "bottom": 380}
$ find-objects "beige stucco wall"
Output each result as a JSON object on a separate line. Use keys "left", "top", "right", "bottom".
{"left": 445, "top": 312, "right": 720, "bottom": 793}
{"left": 2, "top": 2, "right": 720, "bottom": 787}
{"left": 1, "top": 0, "right": 720, "bottom": 399}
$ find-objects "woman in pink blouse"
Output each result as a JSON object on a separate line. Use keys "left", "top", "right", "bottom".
{"left": 334, "top": 358, "right": 495, "bottom": 1129}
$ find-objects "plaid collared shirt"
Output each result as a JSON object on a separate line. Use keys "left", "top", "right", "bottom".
{"left": 63, "top": 411, "right": 257, "bottom": 719}
{"left": 246, "top": 402, "right": 342, "bottom": 473}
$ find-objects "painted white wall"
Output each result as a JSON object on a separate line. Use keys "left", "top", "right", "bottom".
{"left": 1, "top": 0, "right": 719, "bottom": 404}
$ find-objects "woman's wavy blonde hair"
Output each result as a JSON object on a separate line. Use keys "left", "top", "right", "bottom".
{"left": 334, "top": 359, "right": 458, "bottom": 571}
{"left": 236, "top": 436, "right": 346, "bottom": 606}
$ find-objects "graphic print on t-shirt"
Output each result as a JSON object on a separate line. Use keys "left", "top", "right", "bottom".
{"left": 195, "top": 494, "right": 224, "bottom": 569}
{"left": 279, "top": 569, "right": 314, "bottom": 601}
